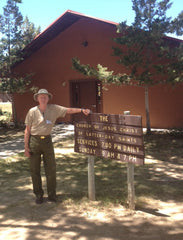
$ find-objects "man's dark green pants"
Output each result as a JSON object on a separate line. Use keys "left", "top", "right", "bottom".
{"left": 29, "top": 135, "right": 56, "bottom": 200}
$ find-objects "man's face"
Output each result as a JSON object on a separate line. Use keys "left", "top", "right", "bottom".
{"left": 37, "top": 94, "right": 49, "bottom": 105}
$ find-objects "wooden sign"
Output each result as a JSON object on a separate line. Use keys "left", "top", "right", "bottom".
{"left": 74, "top": 113, "right": 144, "bottom": 165}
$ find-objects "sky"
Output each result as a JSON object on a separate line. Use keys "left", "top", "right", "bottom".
{"left": 0, "top": 0, "right": 183, "bottom": 39}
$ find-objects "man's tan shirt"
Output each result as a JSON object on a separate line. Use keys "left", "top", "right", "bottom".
{"left": 25, "top": 104, "right": 67, "bottom": 135}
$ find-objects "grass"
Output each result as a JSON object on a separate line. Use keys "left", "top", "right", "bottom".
{"left": 0, "top": 102, "right": 12, "bottom": 113}
{"left": 0, "top": 129, "right": 183, "bottom": 209}
{"left": 0, "top": 102, "right": 12, "bottom": 125}
{"left": 0, "top": 102, "right": 24, "bottom": 141}
{"left": 144, "top": 130, "right": 183, "bottom": 164}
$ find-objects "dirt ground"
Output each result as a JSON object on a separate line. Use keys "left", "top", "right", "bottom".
{"left": 1, "top": 175, "right": 183, "bottom": 240}
{"left": 0, "top": 125, "right": 183, "bottom": 240}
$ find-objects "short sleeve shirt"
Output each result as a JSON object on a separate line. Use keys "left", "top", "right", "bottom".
{"left": 25, "top": 104, "right": 67, "bottom": 135}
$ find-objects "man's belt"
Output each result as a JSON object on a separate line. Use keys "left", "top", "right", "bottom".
{"left": 31, "top": 135, "right": 50, "bottom": 140}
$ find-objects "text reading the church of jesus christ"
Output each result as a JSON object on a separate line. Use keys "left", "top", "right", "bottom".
{"left": 74, "top": 113, "right": 145, "bottom": 165}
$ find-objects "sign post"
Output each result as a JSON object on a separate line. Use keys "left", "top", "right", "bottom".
{"left": 127, "top": 163, "right": 135, "bottom": 209}
{"left": 124, "top": 111, "right": 135, "bottom": 210}
{"left": 88, "top": 155, "right": 95, "bottom": 201}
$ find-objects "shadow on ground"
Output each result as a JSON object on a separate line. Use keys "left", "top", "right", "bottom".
{"left": 0, "top": 129, "right": 183, "bottom": 239}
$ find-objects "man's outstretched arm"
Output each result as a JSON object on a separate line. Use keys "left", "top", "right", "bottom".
{"left": 66, "top": 108, "right": 90, "bottom": 115}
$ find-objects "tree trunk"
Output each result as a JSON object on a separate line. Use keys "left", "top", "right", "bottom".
{"left": 145, "top": 85, "right": 151, "bottom": 134}
{"left": 11, "top": 94, "right": 18, "bottom": 127}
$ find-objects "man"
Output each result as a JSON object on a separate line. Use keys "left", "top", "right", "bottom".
{"left": 24, "top": 89, "right": 90, "bottom": 204}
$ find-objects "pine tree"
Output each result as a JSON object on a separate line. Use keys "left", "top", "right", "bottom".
{"left": 0, "top": 0, "right": 41, "bottom": 125}
{"left": 72, "top": 0, "right": 183, "bottom": 133}
{"left": 20, "top": 16, "right": 41, "bottom": 50}
{"left": 0, "top": 0, "right": 23, "bottom": 67}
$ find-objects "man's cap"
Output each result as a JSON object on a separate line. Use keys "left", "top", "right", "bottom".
{"left": 33, "top": 89, "right": 53, "bottom": 101}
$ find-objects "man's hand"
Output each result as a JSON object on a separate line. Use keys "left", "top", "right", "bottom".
{"left": 25, "top": 147, "right": 31, "bottom": 158}
{"left": 82, "top": 109, "right": 91, "bottom": 116}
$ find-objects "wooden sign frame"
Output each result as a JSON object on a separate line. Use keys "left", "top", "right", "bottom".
{"left": 74, "top": 113, "right": 144, "bottom": 165}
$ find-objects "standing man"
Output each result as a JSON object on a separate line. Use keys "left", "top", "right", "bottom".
{"left": 24, "top": 89, "right": 90, "bottom": 204}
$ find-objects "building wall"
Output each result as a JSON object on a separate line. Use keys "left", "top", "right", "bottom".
{"left": 13, "top": 17, "right": 183, "bottom": 128}
{"left": 13, "top": 18, "right": 119, "bottom": 123}
{"left": 102, "top": 83, "right": 183, "bottom": 128}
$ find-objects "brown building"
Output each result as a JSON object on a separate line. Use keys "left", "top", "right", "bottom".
{"left": 13, "top": 10, "right": 183, "bottom": 128}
